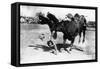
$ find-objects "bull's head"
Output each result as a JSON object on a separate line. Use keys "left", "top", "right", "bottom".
{"left": 38, "top": 15, "right": 45, "bottom": 24}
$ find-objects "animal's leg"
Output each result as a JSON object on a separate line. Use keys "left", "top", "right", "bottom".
{"left": 53, "top": 42, "right": 58, "bottom": 55}
{"left": 83, "top": 30, "right": 86, "bottom": 43}
{"left": 50, "top": 31, "right": 57, "bottom": 39}
{"left": 63, "top": 35, "right": 70, "bottom": 53}
{"left": 78, "top": 31, "right": 81, "bottom": 43}
{"left": 50, "top": 31, "right": 53, "bottom": 40}
{"left": 51, "top": 32, "right": 53, "bottom": 39}
{"left": 53, "top": 31, "right": 57, "bottom": 39}
{"left": 69, "top": 38, "right": 75, "bottom": 51}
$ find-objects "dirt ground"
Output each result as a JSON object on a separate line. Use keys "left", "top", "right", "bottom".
{"left": 20, "top": 24, "right": 96, "bottom": 64}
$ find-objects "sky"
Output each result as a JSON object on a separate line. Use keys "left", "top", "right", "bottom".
{"left": 20, "top": 5, "right": 95, "bottom": 21}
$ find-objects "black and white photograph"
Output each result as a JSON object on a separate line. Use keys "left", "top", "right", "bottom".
{"left": 19, "top": 4, "right": 97, "bottom": 64}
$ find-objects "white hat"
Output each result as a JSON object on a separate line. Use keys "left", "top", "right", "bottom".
{"left": 66, "top": 13, "right": 73, "bottom": 19}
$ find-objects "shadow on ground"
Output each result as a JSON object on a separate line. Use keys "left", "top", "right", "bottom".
{"left": 28, "top": 43, "right": 84, "bottom": 53}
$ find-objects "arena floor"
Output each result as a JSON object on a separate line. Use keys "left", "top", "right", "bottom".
{"left": 20, "top": 24, "right": 95, "bottom": 64}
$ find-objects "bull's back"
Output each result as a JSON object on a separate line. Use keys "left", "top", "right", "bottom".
{"left": 65, "top": 21, "right": 78, "bottom": 36}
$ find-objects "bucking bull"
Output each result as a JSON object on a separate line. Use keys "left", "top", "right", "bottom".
{"left": 38, "top": 12, "right": 88, "bottom": 54}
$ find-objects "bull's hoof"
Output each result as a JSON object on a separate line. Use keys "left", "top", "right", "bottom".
{"left": 69, "top": 46, "right": 73, "bottom": 52}
{"left": 69, "top": 48, "right": 72, "bottom": 51}
{"left": 67, "top": 51, "right": 71, "bottom": 54}
{"left": 64, "top": 48, "right": 71, "bottom": 54}
{"left": 51, "top": 51, "right": 54, "bottom": 54}
{"left": 82, "top": 40, "right": 85, "bottom": 43}
{"left": 49, "top": 50, "right": 57, "bottom": 55}
{"left": 78, "top": 40, "right": 81, "bottom": 43}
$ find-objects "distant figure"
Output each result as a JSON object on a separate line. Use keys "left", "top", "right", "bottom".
{"left": 80, "top": 15, "right": 88, "bottom": 30}
{"left": 47, "top": 40, "right": 57, "bottom": 55}
{"left": 74, "top": 13, "right": 80, "bottom": 22}
{"left": 74, "top": 13, "right": 88, "bottom": 42}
